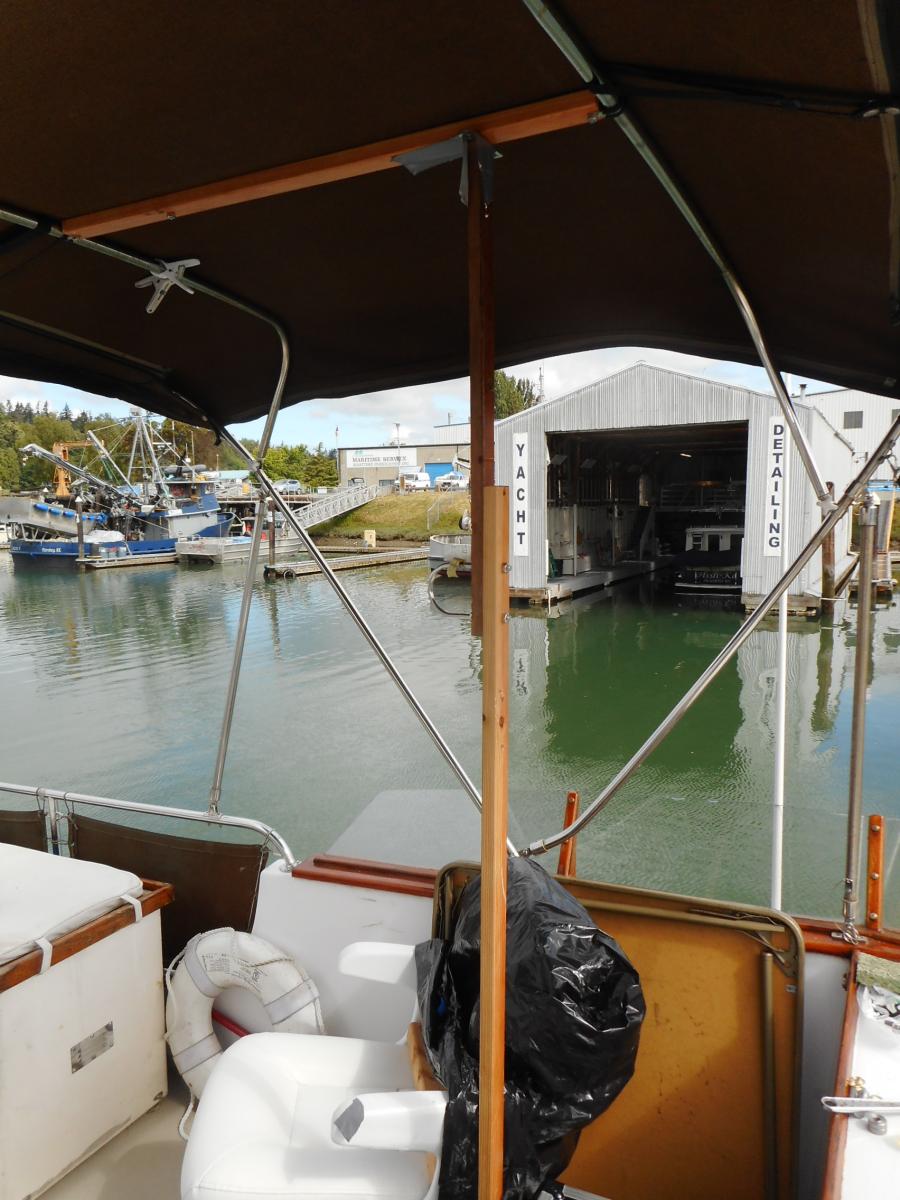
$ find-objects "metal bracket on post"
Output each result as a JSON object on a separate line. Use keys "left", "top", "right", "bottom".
{"left": 134, "top": 257, "right": 201, "bottom": 314}
{"left": 393, "top": 131, "right": 500, "bottom": 204}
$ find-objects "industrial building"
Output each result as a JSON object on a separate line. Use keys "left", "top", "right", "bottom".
{"left": 496, "top": 363, "right": 868, "bottom": 610}
{"left": 338, "top": 422, "right": 470, "bottom": 490}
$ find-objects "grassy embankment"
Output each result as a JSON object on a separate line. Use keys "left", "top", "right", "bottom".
{"left": 315, "top": 492, "right": 469, "bottom": 542}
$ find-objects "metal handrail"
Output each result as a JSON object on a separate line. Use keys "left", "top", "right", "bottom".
{"left": 0, "top": 781, "right": 298, "bottom": 869}
{"left": 522, "top": 411, "right": 900, "bottom": 858}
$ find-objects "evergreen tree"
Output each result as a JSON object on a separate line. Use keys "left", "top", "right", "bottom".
{"left": 494, "top": 370, "right": 539, "bottom": 419}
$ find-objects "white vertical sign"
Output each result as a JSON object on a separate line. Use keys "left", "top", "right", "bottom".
{"left": 512, "top": 433, "right": 529, "bottom": 557}
{"left": 764, "top": 416, "right": 787, "bottom": 556}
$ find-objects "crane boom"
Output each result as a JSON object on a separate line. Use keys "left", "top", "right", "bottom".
{"left": 21, "top": 444, "right": 125, "bottom": 500}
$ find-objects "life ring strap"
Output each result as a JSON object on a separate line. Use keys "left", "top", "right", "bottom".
{"left": 184, "top": 936, "right": 221, "bottom": 998}
{"left": 266, "top": 977, "right": 319, "bottom": 1025}
{"left": 173, "top": 1031, "right": 221, "bottom": 1076}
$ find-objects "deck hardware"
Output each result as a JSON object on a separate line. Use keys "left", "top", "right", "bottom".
{"left": 134, "top": 257, "right": 200, "bottom": 314}
{"left": 393, "top": 131, "right": 500, "bottom": 204}
{"left": 822, "top": 1092, "right": 900, "bottom": 1135}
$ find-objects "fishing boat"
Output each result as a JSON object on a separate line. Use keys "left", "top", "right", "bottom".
{"left": 3, "top": 412, "right": 233, "bottom": 565}
{"left": 0, "top": 5, "right": 899, "bottom": 1200}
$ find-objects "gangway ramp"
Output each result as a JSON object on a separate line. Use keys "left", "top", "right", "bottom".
{"left": 290, "top": 483, "right": 377, "bottom": 528}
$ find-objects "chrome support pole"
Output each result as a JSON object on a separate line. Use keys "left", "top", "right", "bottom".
{"left": 519, "top": 0, "right": 833, "bottom": 511}
{"left": 523, "top": 414, "right": 900, "bottom": 857}
{"left": 841, "top": 495, "right": 879, "bottom": 942}
{"left": 207, "top": 326, "right": 290, "bottom": 817}
{"left": 207, "top": 497, "right": 268, "bottom": 815}
{"left": 771, "top": 417, "right": 791, "bottom": 910}
{"left": 214, "top": 424, "right": 519, "bottom": 856}
{"left": 0, "top": 780, "right": 298, "bottom": 868}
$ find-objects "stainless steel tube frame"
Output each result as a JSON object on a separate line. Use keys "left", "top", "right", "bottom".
{"left": 0, "top": 780, "right": 298, "bottom": 868}
{"left": 524, "top": 412, "right": 900, "bottom": 857}
{"left": 0, "top": 201, "right": 515, "bottom": 849}
{"left": 0, "top": 203, "right": 297, "bottom": 818}
{"left": 214, "top": 424, "right": 518, "bottom": 857}
{"left": 841, "top": 497, "right": 878, "bottom": 939}
{"left": 207, "top": 495, "right": 271, "bottom": 815}
{"left": 519, "top": 0, "right": 833, "bottom": 511}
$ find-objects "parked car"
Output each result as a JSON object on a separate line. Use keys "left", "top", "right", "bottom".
{"left": 273, "top": 478, "right": 302, "bottom": 493}
{"left": 435, "top": 470, "right": 468, "bottom": 491}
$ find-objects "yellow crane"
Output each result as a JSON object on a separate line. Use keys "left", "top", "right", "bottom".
{"left": 50, "top": 440, "right": 96, "bottom": 498}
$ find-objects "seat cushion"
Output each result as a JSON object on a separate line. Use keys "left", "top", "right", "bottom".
{"left": 0, "top": 842, "right": 142, "bottom": 965}
{"left": 182, "top": 1032, "right": 434, "bottom": 1200}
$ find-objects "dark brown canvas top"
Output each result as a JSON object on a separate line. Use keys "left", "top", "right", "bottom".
{"left": 1, "top": 0, "right": 898, "bottom": 423}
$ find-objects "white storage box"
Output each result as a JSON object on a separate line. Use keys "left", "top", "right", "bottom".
{"left": 0, "top": 844, "right": 171, "bottom": 1200}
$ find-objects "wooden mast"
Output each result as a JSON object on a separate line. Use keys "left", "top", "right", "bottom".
{"left": 467, "top": 135, "right": 509, "bottom": 1200}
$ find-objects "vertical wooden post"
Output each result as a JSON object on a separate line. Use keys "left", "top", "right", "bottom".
{"left": 268, "top": 500, "right": 276, "bottom": 567}
{"left": 468, "top": 136, "right": 495, "bottom": 638}
{"left": 866, "top": 815, "right": 884, "bottom": 931}
{"left": 479, "top": 485, "right": 509, "bottom": 1200}
{"left": 821, "top": 481, "right": 835, "bottom": 620}
{"left": 557, "top": 791, "right": 580, "bottom": 876}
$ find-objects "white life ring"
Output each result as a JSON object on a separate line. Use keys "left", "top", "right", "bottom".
{"left": 165, "top": 927, "right": 324, "bottom": 1097}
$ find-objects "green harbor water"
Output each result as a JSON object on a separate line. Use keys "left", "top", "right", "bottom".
{"left": 1, "top": 553, "right": 898, "bottom": 923}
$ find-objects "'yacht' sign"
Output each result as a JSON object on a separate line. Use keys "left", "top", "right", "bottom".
{"left": 764, "top": 416, "right": 787, "bottom": 557}
{"left": 512, "top": 434, "right": 529, "bottom": 557}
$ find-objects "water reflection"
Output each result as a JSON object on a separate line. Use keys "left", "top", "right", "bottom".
{"left": 1, "top": 555, "right": 897, "bottom": 920}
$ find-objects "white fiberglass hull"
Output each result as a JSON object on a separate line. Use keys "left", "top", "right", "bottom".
{"left": 176, "top": 534, "right": 308, "bottom": 564}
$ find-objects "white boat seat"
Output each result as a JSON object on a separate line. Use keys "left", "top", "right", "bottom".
{"left": 0, "top": 841, "right": 142, "bottom": 966}
{"left": 180, "top": 1031, "right": 440, "bottom": 1200}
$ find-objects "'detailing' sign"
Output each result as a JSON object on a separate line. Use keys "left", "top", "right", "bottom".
{"left": 512, "top": 433, "right": 528, "bottom": 557}
{"left": 764, "top": 416, "right": 787, "bottom": 557}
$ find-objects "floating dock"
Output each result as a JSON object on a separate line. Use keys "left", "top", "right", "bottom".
{"left": 78, "top": 552, "right": 178, "bottom": 570}
{"left": 264, "top": 547, "right": 428, "bottom": 579}
{"left": 510, "top": 558, "right": 670, "bottom": 606}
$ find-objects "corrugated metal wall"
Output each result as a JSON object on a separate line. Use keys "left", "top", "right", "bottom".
{"left": 496, "top": 363, "right": 856, "bottom": 599}
{"left": 800, "top": 389, "right": 898, "bottom": 465}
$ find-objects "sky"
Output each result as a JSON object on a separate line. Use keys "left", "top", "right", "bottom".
{"left": 0, "top": 346, "right": 841, "bottom": 452}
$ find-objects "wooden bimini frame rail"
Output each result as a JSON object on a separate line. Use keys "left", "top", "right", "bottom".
{"left": 63, "top": 92, "right": 599, "bottom": 238}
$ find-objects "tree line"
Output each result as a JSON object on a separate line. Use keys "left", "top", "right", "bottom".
{"left": 0, "top": 401, "right": 337, "bottom": 492}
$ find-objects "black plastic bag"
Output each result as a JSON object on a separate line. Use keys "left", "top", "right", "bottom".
{"left": 416, "top": 857, "right": 644, "bottom": 1200}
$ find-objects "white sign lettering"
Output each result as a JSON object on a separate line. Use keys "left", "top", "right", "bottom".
{"left": 512, "top": 434, "right": 528, "bottom": 557}
{"left": 764, "top": 416, "right": 786, "bottom": 557}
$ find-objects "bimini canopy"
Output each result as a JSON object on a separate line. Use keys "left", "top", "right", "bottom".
{"left": 1, "top": 0, "right": 899, "bottom": 425}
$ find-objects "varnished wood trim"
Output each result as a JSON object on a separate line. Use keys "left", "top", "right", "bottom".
{"left": 820, "top": 952, "right": 859, "bottom": 1200}
{"left": 799, "top": 918, "right": 900, "bottom": 959}
{"left": 63, "top": 92, "right": 599, "bottom": 238}
{"left": 557, "top": 791, "right": 580, "bottom": 876}
{"left": 0, "top": 879, "right": 173, "bottom": 993}
{"left": 291, "top": 853, "right": 437, "bottom": 898}
{"left": 866, "top": 815, "right": 884, "bottom": 932}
